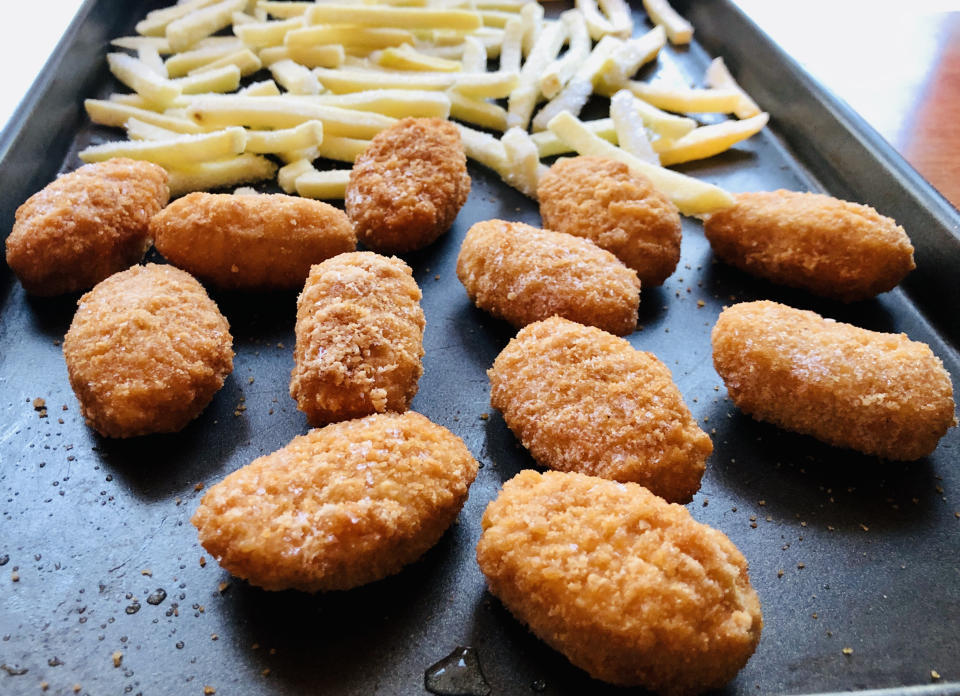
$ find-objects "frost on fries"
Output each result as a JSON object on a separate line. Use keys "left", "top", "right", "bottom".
{"left": 244, "top": 121, "right": 325, "bottom": 154}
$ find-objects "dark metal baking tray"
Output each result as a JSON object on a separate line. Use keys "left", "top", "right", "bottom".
{"left": 1, "top": 1, "right": 958, "bottom": 694}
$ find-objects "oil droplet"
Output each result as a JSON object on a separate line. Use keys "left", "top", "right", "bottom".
{"left": 424, "top": 646, "right": 491, "bottom": 696}
{"left": 125, "top": 601, "right": 141, "bottom": 615}
{"left": 146, "top": 589, "right": 167, "bottom": 606}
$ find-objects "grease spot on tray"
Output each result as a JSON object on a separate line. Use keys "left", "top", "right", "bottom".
{"left": 425, "top": 646, "right": 491, "bottom": 696}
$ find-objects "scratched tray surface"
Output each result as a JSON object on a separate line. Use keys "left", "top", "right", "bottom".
{"left": 1, "top": 1, "right": 959, "bottom": 695}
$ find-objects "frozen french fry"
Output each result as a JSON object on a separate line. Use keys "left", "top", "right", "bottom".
{"left": 657, "top": 112, "right": 769, "bottom": 166}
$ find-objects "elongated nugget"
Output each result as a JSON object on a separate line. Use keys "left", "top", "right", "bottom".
{"left": 193, "top": 412, "right": 478, "bottom": 591}
{"left": 6, "top": 158, "right": 168, "bottom": 296}
{"left": 488, "top": 317, "right": 711, "bottom": 503}
{"left": 703, "top": 190, "right": 915, "bottom": 301}
{"left": 345, "top": 117, "right": 470, "bottom": 253}
{"left": 63, "top": 264, "right": 233, "bottom": 438}
{"left": 477, "top": 470, "right": 762, "bottom": 695}
{"left": 712, "top": 301, "right": 956, "bottom": 459}
{"left": 537, "top": 156, "right": 681, "bottom": 287}
{"left": 290, "top": 251, "right": 425, "bottom": 426}
{"left": 456, "top": 219, "right": 641, "bottom": 335}
{"left": 150, "top": 192, "right": 356, "bottom": 290}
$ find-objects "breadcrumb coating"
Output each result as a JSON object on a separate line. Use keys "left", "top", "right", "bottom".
{"left": 537, "top": 156, "right": 681, "bottom": 287}
{"left": 192, "top": 412, "right": 478, "bottom": 591}
{"left": 150, "top": 192, "right": 356, "bottom": 290}
{"left": 712, "top": 300, "right": 956, "bottom": 460}
{"left": 290, "top": 251, "right": 425, "bottom": 426}
{"left": 345, "top": 117, "right": 470, "bottom": 253}
{"left": 477, "top": 470, "right": 762, "bottom": 694}
{"left": 63, "top": 263, "right": 233, "bottom": 438}
{"left": 6, "top": 158, "right": 168, "bottom": 296}
{"left": 488, "top": 317, "right": 711, "bottom": 502}
{"left": 456, "top": 219, "right": 641, "bottom": 335}
{"left": 703, "top": 190, "right": 915, "bottom": 301}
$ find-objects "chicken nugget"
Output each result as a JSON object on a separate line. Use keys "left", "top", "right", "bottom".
{"left": 345, "top": 117, "right": 470, "bottom": 253}
{"left": 488, "top": 317, "right": 711, "bottom": 502}
{"left": 6, "top": 158, "right": 168, "bottom": 296}
{"left": 150, "top": 192, "right": 356, "bottom": 290}
{"left": 703, "top": 190, "right": 915, "bottom": 301}
{"left": 63, "top": 263, "right": 233, "bottom": 438}
{"left": 537, "top": 156, "right": 681, "bottom": 287}
{"left": 192, "top": 411, "right": 478, "bottom": 591}
{"left": 477, "top": 470, "right": 762, "bottom": 694}
{"left": 712, "top": 300, "right": 956, "bottom": 459}
{"left": 290, "top": 251, "right": 425, "bottom": 426}
{"left": 456, "top": 219, "right": 641, "bottom": 335}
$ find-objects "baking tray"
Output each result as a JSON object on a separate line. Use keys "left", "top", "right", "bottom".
{"left": 1, "top": 1, "right": 958, "bottom": 694}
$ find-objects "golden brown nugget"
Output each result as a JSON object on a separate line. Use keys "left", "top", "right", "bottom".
{"left": 703, "top": 190, "right": 915, "bottom": 302}
{"left": 6, "top": 158, "right": 168, "bottom": 296}
{"left": 290, "top": 251, "right": 425, "bottom": 426}
{"left": 712, "top": 301, "right": 956, "bottom": 460}
{"left": 192, "top": 412, "right": 478, "bottom": 591}
{"left": 63, "top": 264, "right": 233, "bottom": 438}
{"left": 456, "top": 219, "right": 641, "bottom": 335}
{"left": 477, "top": 470, "right": 762, "bottom": 694}
{"left": 150, "top": 192, "right": 356, "bottom": 290}
{"left": 488, "top": 317, "right": 711, "bottom": 502}
{"left": 345, "top": 117, "right": 470, "bottom": 253}
{"left": 537, "top": 156, "right": 681, "bottom": 287}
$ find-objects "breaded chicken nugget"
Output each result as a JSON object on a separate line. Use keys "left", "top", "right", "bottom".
{"left": 703, "top": 190, "right": 915, "bottom": 302}
{"left": 63, "top": 263, "right": 233, "bottom": 438}
{"left": 6, "top": 158, "right": 168, "bottom": 296}
{"left": 290, "top": 251, "right": 425, "bottom": 426}
{"left": 456, "top": 219, "right": 641, "bottom": 335}
{"left": 477, "top": 470, "right": 762, "bottom": 694}
{"left": 712, "top": 300, "right": 956, "bottom": 460}
{"left": 345, "top": 117, "right": 470, "bottom": 253}
{"left": 192, "top": 412, "right": 478, "bottom": 591}
{"left": 537, "top": 156, "right": 681, "bottom": 287}
{"left": 488, "top": 317, "right": 711, "bottom": 502}
{"left": 150, "top": 192, "right": 356, "bottom": 290}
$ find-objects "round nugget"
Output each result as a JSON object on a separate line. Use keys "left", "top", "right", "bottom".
{"left": 712, "top": 300, "right": 956, "bottom": 460}
{"left": 477, "top": 470, "right": 762, "bottom": 694}
{"left": 63, "top": 263, "right": 233, "bottom": 438}
{"left": 488, "top": 317, "right": 711, "bottom": 502}
{"left": 6, "top": 158, "right": 169, "bottom": 296}
{"left": 192, "top": 412, "right": 478, "bottom": 591}
{"left": 456, "top": 219, "right": 641, "bottom": 335}
{"left": 290, "top": 251, "right": 425, "bottom": 426}
{"left": 150, "top": 192, "right": 356, "bottom": 290}
{"left": 703, "top": 190, "right": 915, "bottom": 301}
{"left": 537, "top": 156, "right": 681, "bottom": 287}
{"left": 345, "top": 117, "right": 470, "bottom": 253}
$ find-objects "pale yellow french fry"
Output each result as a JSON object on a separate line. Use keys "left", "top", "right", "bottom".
{"left": 136, "top": 0, "right": 222, "bottom": 37}
{"left": 164, "top": 43, "right": 243, "bottom": 77}
{"left": 238, "top": 79, "right": 282, "bottom": 96}
{"left": 278, "top": 158, "right": 316, "bottom": 193}
{"left": 245, "top": 121, "right": 325, "bottom": 154}
{"left": 625, "top": 96, "right": 697, "bottom": 139}
{"left": 231, "top": 11, "right": 258, "bottom": 26}
{"left": 546, "top": 111, "right": 734, "bottom": 215}
{"left": 137, "top": 46, "right": 168, "bottom": 77}
{"left": 506, "top": 18, "right": 566, "bottom": 130}
{"left": 286, "top": 25, "right": 413, "bottom": 51}
{"left": 520, "top": 2, "right": 544, "bottom": 56}
{"left": 610, "top": 89, "right": 659, "bottom": 164}
{"left": 704, "top": 57, "right": 761, "bottom": 119}
{"left": 416, "top": 27, "right": 503, "bottom": 60}
{"left": 277, "top": 147, "right": 319, "bottom": 165}
{"left": 125, "top": 117, "right": 181, "bottom": 141}
{"left": 307, "top": 5, "right": 481, "bottom": 31}
{"left": 314, "top": 67, "right": 455, "bottom": 93}
{"left": 296, "top": 169, "right": 352, "bottom": 199}
{"left": 316, "top": 134, "right": 370, "bottom": 162}
{"left": 447, "top": 90, "right": 508, "bottom": 131}
{"left": 270, "top": 59, "right": 322, "bottom": 95}
{"left": 598, "top": 26, "right": 666, "bottom": 87}
{"left": 453, "top": 71, "right": 518, "bottom": 99}
{"left": 499, "top": 17, "right": 524, "bottom": 74}
{"left": 107, "top": 53, "right": 182, "bottom": 107}
{"left": 113, "top": 36, "right": 172, "bottom": 54}
{"left": 258, "top": 46, "right": 292, "bottom": 66}
{"left": 500, "top": 127, "right": 544, "bottom": 199}
{"left": 167, "top": 154, "right": 278, "bottom": 197}
{"left": 456, "top": 124, "right": 508, "bottom": 171}
{"left": 287, "top": 44, "right": 346, "bottom": 68}
{"left": 642, "top": 0, "right": 693, "bottom": 45}
{"left": 478, "top": 10, "right": 514, "bottom": 28}
{"left": 539, "top": 9, "right": 589, "bottom": 99}
{"left": 376, "top": 44, "right": 462, "bottom": 72}
{"left": 454, "top": 0, "right": 532, "bottom": 10}
{"left": 79, "top": 127, "right": 248, "bottom": 167}
{"left": 257, "top": 1, "right": 312, "bottom": 18}
{"left": 235, "top": 17, "right": 305, "bottom": 48}
{"left": 575, "top": 0, "right": 615, "bottom": 40}
{"left": 459, "top": 36, "right": 487, "bottom": 72}
{"left": 174, "top": 65, "right": 243, "bottom": 94}
{"left": 86, "top": 99, "right": 203, "bottom": 133}
{"left": 599, "top": 0, "right": 632, "bottom": 38}
{"left": 602, "top": 80, "right": 742, "bottom": 115}
{"left": 233, "top": 186, "right": 261, "bottom": 195}
{"left": 166, "top": 0, "right": 248, "bottom": 53}
{"left": 657, "top": 112, "right": 769, "bottom": 166}
{"left": 529, "top": 117, "right": 616, "bottom": 157}
{"left": 189, "top": 49, "right": 262, "bottom": 77}
{"left": 312, "top": 89, "right": 450, "bottom": 118}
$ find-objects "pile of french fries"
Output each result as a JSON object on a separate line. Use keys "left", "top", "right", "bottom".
{"left": 83, "top": 0, "right": 768, "bottom": 215}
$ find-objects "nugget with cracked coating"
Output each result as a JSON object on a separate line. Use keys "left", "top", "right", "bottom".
{"left": 703, "top": 190, "right": 915, "bottom": 301}
{"left": 150, "top": 192, "right": 356, "bottom": 290}
{"left": 712, "top": 300, "right": 955, "bottom": 460}
{"left": 6, "top": 158, "right": 168, "bottom": 296}
{"left": 290, "top": 251, "right": 425, "bottom": 426}
{"left": 488, "top": 317, "right": 711, "bottom": 502}
{"left": 456, "top": 219, "right": 641, "bottom": 335}
{"left": 477, "top": 470, "right": 762, "bottom": 694}
{"left": 192, "top": 411, "right": 478, "bottom": 591}
{"left": 537, "top": 156, "right": 681, "bottom": 287}
{"left": 345, "top": 117, "right": 470, "bottom": 253}
{"left": 63, "top": 263, "right": 233, "bottom": 438}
